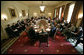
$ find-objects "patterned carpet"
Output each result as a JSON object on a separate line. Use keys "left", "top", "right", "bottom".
{"left": 1, "top": 37, "right": 19, "bottom": 54}
{"left": 7, "top": 31, "right": 79, "bottom": 54}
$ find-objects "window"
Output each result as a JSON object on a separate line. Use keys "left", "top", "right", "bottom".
{"left": 54, "top": 9, "right": 57, "bottom": 17}
{"left": 67, "top": 3, "right": 75, "bottom": 23}
{"left": 59, "top": 7, "right": 62, "bottom": 19}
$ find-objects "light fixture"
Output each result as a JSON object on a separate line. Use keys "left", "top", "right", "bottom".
{"left": 48, "top": 13, "right": 52, "bottom": 17}
{"left": 33, "top": 13, "right": 37, "bottom": 17}
{"left": 26, "top": 13, "right": 28, "bottom": 16}
{"left": 19, "top": 13, "right": 22, "bottom": 17}
{"left": 78, "top": 13, "right": 83, "bottom": 19}
{"left": 40, "top": 1, "right": 45, "bottom": 12}
{"left": 1, "top": 14, "right": 7, "bottom": 21}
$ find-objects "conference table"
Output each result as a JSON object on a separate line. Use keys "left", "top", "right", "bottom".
{"left": 32, "top": 19, "right": 51, "bottom": 47}
{"left": 33, "top": 19, "right": 51, "bottom": 32}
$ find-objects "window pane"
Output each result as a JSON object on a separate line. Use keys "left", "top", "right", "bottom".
{"left": 67, "top": 3, "right": 75, "bottom": 23}
{"left": 59, "top": 7, "right": 62, "bottom": 19}
{"left": 54, "top": 9, "right": 56, "bottom": 17}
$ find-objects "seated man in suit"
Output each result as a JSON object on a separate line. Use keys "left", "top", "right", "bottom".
{"left": 5, "top": 24, "right": 16, "bottom": 38}
{"left": 70, "top": 27, "right": 78, "bottom": 40}
{"left": 59, "top": 23, "right": 64, "bottom": 32}
{"left": 48, "top": 17, "right": 51, "bottom": 23}
{"left": 15, "top": 20, "right": 24, "bottom": 33}
{"left": 62, "top": 26, "right": 71, "bottom": 41}
{"left": 69, "top": 24, "right": 76, "bottom": 32}
{"left": 49, "top": 25, "right": 56, "bottom": 39}
{"left": 74, "top": 35, "right": 83, "bottom": 47}
{"left": 72, "top": 27, "right": 83, "bottom": 47}
{"left": 27, "top": 26, "right": 38, "bottom": 42}
{"left": 11, "top": 23, "right": 19, "bottom": 36}
{"left": 38, "top": 28, "right": 48, "bottom": 47}
{"left": 15, "top": 23, "right": 22, "bottom": 33}
{"left": 21, "top": 20, "right": 26, "bottom": 30}
{"left": 59, "top": 23, "right": 65, "bottom": 36}
{"left": 64, "top": 20, "right": 68, "bottom": 27}
{"left": 18, "top": 20, "right": 25, "bottom": 31}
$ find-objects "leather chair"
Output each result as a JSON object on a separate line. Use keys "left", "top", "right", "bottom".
{"left": 39, "top": 33, "right": 48, "bottom": 47}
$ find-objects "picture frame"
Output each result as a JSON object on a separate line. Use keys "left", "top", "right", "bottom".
{"left": 9, "top": 8, "right": 16, "bottom": 18}
{"left": 22, "top": 10, "right": 26, "bottom": 17}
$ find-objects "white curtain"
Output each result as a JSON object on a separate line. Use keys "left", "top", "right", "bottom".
{"left": 59, "top": 7, "right": 62, "bottom": 19}
{"left": 67, "top": 3, "right": 75, "bottom": 23}
{"left": 54, "top": 9, "right": 57, "bottom": 17}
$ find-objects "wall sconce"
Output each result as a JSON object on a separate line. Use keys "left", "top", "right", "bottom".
{"left": 78, "top": 13, "right": 83, "bottom": 19}
{"left": 1, "top": 14, "right": 7, "bottom": 21}
{"left": 4, "top": 18, "right": 6, "bottom": 21}
{"left": 19, "top": 13, "right": 22, "bottom": 17}
{"left": 33, "top": 13, "right": 37, "bottom": 17}
{"left": 48, "top": 13, "right": 52, "bottom": 17}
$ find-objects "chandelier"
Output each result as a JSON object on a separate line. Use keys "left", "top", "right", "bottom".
{"left": 40, "top": 1, "right": 45, "bottom": 12}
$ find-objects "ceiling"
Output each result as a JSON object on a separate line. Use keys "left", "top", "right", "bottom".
{"left": 18, "top": 1, "right": 73, "bottom": 7}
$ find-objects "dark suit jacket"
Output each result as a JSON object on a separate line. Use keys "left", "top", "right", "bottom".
{"left": 5, "top": 27, "right": 14, "bottom": 34}
{"left": 11, "top": 25, "right": 16, "bottom": 30}
{"left": 28, "top": 28, "right": 36, "bottom": 39}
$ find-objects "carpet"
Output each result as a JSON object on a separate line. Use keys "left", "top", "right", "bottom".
{"left": 7, "top": 31, "right": 79, "bottom": 54}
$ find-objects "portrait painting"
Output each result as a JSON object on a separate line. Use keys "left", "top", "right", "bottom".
{"left": 9, "top": 8, "right": 16, "bottom": 17}
{"left": 22, "top": 10, "right": 26, "bottom": 17}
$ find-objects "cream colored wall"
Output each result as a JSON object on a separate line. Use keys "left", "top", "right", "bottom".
{"left": 28, "top": 6, "right": 54, "bottom": 19}
{"left": 1, "top": 1, "right": 29, "bottom": 27}
{"left": 1, "top": 1, "right": 29, "bottom": 40}
{"left": 25, "top": 1, "right": 74, "bottom": 19}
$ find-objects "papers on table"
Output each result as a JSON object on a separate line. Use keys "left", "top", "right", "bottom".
{"left": 34, "top": 26, "right": 39, "bottom": 29}
{"left": 80, "top": 38, "right": 83, "bottom": 40}
{"left": 46, "top": 28, "right": 51, "bottom": 31}
{"left": 35, "top": 29, "right": 38, "bottom": 32}
{"left": 48, "top": 23, "right": 50, "bottom": 25}
{"left": 14, "top": 29, "right": 18, "bottom": 31}
{"left": 34, "top": 27, "right": 38, "bottom": 29}
{"left": 39, "top": 31, "right": 42, "bottom": 33}
{"left": 34, "top": 25, "right": 36, "bottom": 26}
